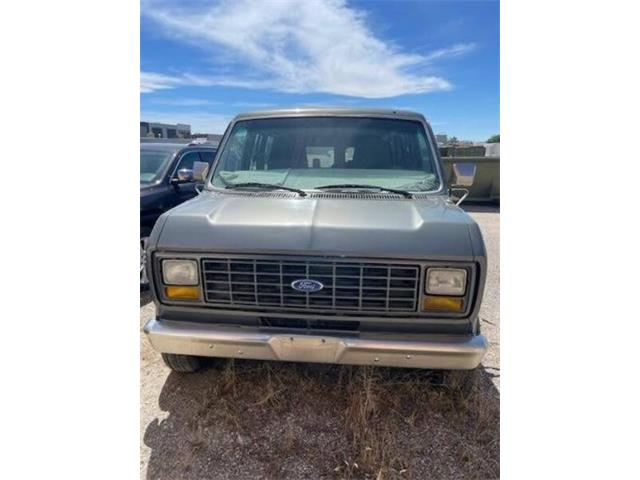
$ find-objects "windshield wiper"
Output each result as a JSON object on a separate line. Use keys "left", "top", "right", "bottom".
{"left": 315, "top": 184, "right": 413, "bottom": 198}
{"left": 225, "top": 182, "right": 307, "bottom": 197}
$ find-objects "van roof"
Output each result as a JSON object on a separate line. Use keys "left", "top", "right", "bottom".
{"left": 233, "top": 107, "right": 426, "bottom": 122}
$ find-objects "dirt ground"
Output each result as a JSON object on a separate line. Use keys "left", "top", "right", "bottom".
{"left": 140, "top": 205, "right": 500, "bottom": 479}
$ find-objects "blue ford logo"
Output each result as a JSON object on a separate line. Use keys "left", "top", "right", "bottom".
{"left": 291, "top": 279, "right": 324, "bottom": 293}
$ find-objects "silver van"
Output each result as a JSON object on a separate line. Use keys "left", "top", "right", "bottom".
{"left": 143, "top": 108, "right": 487, "bottom": 385}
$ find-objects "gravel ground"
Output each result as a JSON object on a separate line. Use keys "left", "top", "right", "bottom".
{"left": 140, "top": 205, "right": 500, "bottom": 479}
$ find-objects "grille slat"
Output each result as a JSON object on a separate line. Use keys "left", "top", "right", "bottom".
{"left": 202, "top": 257, "right": 419, "bottom": 313}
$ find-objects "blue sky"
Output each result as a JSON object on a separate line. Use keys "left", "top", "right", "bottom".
{"left": 141, "top": 0, "right": 499, "bottom": 141}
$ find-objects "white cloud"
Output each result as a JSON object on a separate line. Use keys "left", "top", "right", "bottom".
{"left": 140, "top": 72, "right": 184, "bottom": 93}
{"left": 141, "top": 0, "right": 474, "bottom": 98}
{"left": 422, "top": 43, "right": 476, "bottom": 62}
{"left": 148, "top": 97, "right": 222, "bottom": 106}
{"left": 140, "top": 70, "right": 274, "bottom": 93}
{"left": 141, "top": 110, "right": 232, "bottom": 134}
{"left": 145, "top": 95, "right": 277, "bottom": 109}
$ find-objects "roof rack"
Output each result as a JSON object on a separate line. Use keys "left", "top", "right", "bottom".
{"left": 187, "top": 139, "right": 219, "bottom": 148}
{"left": 188, "top": 138, "right": 209, "bottom": 145}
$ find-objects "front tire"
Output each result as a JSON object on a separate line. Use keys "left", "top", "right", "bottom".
{"left": 161, "top": 353, "right": 202, "bottom": 373}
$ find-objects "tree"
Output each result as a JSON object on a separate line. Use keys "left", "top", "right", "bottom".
{"left": 487, "top": 134, "right": 500, "bottom": 143}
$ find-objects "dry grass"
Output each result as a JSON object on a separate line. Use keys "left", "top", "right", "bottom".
{"left": 143, "top": 358, "right": 499, "bottom": 479}
{"left": 335, "top": 367, "right": 498, "bottom": 479}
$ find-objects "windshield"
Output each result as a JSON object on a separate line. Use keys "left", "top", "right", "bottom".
{"left": 211, "top": 117, "right": 441, "bottom": 192}
{"left": 140, "top": 149, "right": 174, "bottom": 184}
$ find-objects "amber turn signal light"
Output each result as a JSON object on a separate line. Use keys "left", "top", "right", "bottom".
{"left": 165, "top": 286, "right": 200, "bottom": 300}
{"left": 422, "top": 295, "right": 464, "bottom": 312}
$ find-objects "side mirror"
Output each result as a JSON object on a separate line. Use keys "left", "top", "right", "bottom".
{"left": 192, "top": 161, "right": 209, "bottom": 182}
{"left": 175, "top": 168, "right": 193, "bottom": 183}
{"left": 451, "top": 163, "right": 476, "bottom": 187}
{"left": 449, "top": 163, "right": 476, "bottom": 206}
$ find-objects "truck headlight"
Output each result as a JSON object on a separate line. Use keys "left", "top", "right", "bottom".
{"left": 162, "top": 259, "right": 199, "bottom": 286}
{"left": 425, "top": 268, "right": 467, "bottom": 296}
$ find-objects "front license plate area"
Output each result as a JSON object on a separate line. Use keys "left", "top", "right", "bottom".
{"left": 269, "top": 335, "right": 342, "bottom": 363}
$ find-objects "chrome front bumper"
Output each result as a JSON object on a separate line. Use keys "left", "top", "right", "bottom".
{"left": 144, "top": 318, "right": 487, "bottom": 370}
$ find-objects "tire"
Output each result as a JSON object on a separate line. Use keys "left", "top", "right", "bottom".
{"left": 443, "top": 369, "right": 478, "bottom": 397}
{"left": 140, "top": 234, "right": 150, "bottom": 290}
{"left": 161, "top": 353, "right": 202, "bottom": 373}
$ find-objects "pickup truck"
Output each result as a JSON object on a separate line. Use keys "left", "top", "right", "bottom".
{"left": 143, "top": 108, "right": 487, "bottom": 387}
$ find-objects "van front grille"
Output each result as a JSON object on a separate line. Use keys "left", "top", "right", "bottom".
{"left": 201, "top": 257, "right": 420, "bottom": 314}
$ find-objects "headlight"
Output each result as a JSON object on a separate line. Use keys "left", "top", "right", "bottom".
{"left": 162, "top": 259, "right": 199, "bottom": 285}
{"left": 426, "top": 268, "right": 467, "bottom": 296}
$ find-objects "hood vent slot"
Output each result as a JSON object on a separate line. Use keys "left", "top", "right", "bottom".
{"left": 217, "top": 190, "right": 434, "bottom": 200}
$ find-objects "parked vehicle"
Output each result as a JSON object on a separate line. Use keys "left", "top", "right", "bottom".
{"left": 140, "top": 142, "right": 217, "bottom": 287}
{"left": 143, "top": 109, "right": 487, "bottom": 388}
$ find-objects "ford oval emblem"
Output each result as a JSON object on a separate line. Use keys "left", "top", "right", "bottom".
{"left": 291, "top": 279, "right": 324, "bottom": 293}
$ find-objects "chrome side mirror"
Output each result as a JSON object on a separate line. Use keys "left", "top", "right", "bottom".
{"left": 451, "top": 163, "right": 476, "bottom": 187}
{"left": 176, "top": 168, "right": 193, "bottom": 182}
{"left": 449, "top": 163, "right": 476, "bottom": 206}
{"left": 192, "top": 161, "right": 209, "bottom": 182}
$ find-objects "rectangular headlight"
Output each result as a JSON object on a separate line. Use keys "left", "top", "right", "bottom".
{"left": 426, "top": 268, "right": 467, "bottom": 296}
{"left": 162, "top": 259, "right": 199, "bottom": 285}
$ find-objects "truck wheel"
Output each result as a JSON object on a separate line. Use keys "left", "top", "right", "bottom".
{"left": 444, "top": 369, "right": 478, "bottom": 397}
{"left": 161, "top": 353, "right": 202, "bottom": 373}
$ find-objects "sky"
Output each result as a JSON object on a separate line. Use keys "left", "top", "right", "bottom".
{"left": 141, "top": 0, "right": 499, "bottom": 141}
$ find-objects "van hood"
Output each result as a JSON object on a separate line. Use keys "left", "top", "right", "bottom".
{"left": 154, "top": 192, "right": 483, "bottom": 261}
